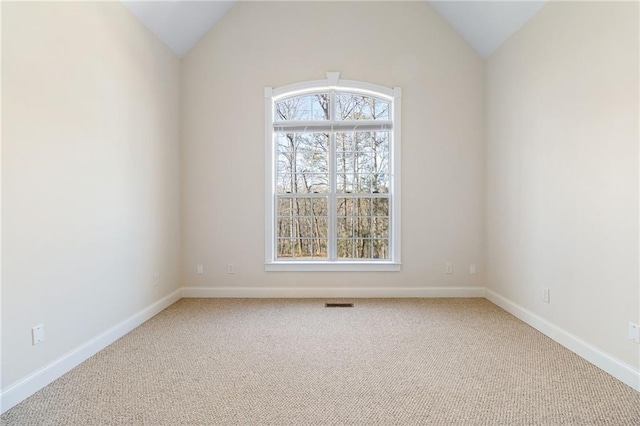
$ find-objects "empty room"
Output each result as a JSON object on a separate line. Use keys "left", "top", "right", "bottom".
{"left": 2, "top": 0, "right": 639, "bottom": 424}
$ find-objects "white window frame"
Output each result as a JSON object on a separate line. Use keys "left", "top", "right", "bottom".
{"left": 265, "top": 72, "right": 401, "bottom": 272}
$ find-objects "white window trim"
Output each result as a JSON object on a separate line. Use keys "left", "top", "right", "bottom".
{"left": 264, "top": 72, "right": 401, "bottom": 272}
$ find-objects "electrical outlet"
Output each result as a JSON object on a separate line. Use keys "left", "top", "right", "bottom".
{"left": 629, "top": 323, "right": 640, "bottom": 343}
{"left": 153, "top": 274, "right": 160, "bottom": 287}
{"left": 32, "top": 324, "right": 44, "bottom": 345}
{"left": 469, "top": 264, "right": 476, "bottom": 274}
{"left": 542, "top": 287, "right": 550, "bottom": 303}
{"left": 227, "top": 263, "right": 235, "bottom": 274}
{"left": 445, "top": 263, "right": 453, "bottom": 274}
{"left": 197, "top": 264, "right": 204, "bottom": 274}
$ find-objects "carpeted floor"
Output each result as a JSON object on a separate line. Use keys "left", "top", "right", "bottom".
{"left": 2, "top": 298, "right": 640, "bottom": 425}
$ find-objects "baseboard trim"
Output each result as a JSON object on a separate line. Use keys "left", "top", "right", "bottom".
{"left": 4, "top": 286, "right": 637, "bottom": 414}
{"left": 485, "top": 289, "right": 640, "bottom": 392}
{"left": 0, "top": 289, "right": 182, "bottom": 414}
{"left": 181, "top": 286, "right": 485, "bottom": 298}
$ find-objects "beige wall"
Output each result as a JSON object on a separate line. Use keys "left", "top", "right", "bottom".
{"left": 2, "top": 1, "right": 181, "bottom": 387}
{"left": 180, "top": 1, "right": 485, "bottom": 290}
{"left": 486, "top": 1, "right": 639, "bottom": 369}
{"left": 5, "top": 0, "right": 636, "bottom": 405}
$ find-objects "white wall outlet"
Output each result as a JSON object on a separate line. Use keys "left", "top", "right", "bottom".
{"left": 542, "top": 287, "right": 550, "bottom": 303}
{"left": 227, "top": 263, "right": 235, "bottom": 274}
{"left": 197, "top": 264, "right": 204, "bottom": 274}
{"left": 32, "top": 324, "right": 44, "bottom": 345}
{"left": 629, "top": 323, "right": 640, "bottom": 343}
{"left": 445, "top": 263, "right": 453, "bottom": 274}
{"left": 153, "top": 273, "right": 159, "bottom": 287}
{"left": 469, "top": 264, "right": 477, "bottom": 274}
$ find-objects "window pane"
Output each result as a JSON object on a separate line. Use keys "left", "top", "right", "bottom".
{"left": 276, "top": 94, "right": 330, "bottom": 121}
{"left": 355, "top": 174, "right": 372, "bottom": 193}
{"left": 336, "top": 152, "right": 353, "bottom": 175}
{"left": 295, "top": 173, "right": 329, "bottom": 193}
{"left": 337, "top": 153, "right": 375, "bottom": 174}
{"left": 371, "top": 174, "right": 389, "bottom": 193}
{"left": 276, "top": 173, "right": 293, "bottom": 194}
{"left": 338, "top": 174, "right": 378, "bottom": 194}
{"left": 277, "top": 218, "right": 293, "bottom": 238}
{"left": 277, "top": 197, "right": 294, "bottom": 216}
{"left": 355, "top": 217, "right": 371, "bottom": 238}
{"left": 291, "top": 216, "right": 328, "bottom": 240}
{"left": 337, "top": 239, "right": 354, "bottom": 259}
{"left": 337, "top": 198, "right": 353, "bottom": 217}
{"left": 278, "top": 174, "right": 329, "bottom": 194}
{"left": 294, "top": 217, "right": 314, "bottom": 239}
{"left": 372, "top": 239, "right": 389, "bottom": 260}
{"left": 337, "top": 217, "right": 353, "bottom": 239}
{"left": 297, "top": 197, "right": 328, "bottom": 217}
{"left": 340, "top": 175, "right": 387, "bottom": 194}
{"left": 357, "top": 153, "right": 374, "bottom": 174}
{"left": 353, "top": 239, "right": 372, "bottom": 259}
{"left": 313, "top": 217, "right": 329, "bottom": 239}
{"left": 336, "top": 132, "right": 372, "bottom": 153}
{"left": 277, "top": 239, "right": 293, "bottom": 259}
{"left": 373, "top": 198, "right": 389, "bottom": 216}
{"left": 277, "top": 133, "right": 327, "bottom": 154}
{"left": 313, "top": 239, "right": 328, "bottom": 259}
{"left": 337, "top": 132, "right": 389, "bottom": 194}
{"left": 337, "top": 173, "right": 354, "bottom": 193}
{"left": 335, "top": 197, "right": 389, "bottom": 241}
{"left": 312, "top": 198, "right": 328, "bottom": 216}
{"left": 336, "top": 93, "right": 390, "bottom": 120}
{"left": 354, "top": 198, "right": 371, "bottom": 216}
{"left": 277, "top": 133, "right": 329, "bottom": 193}
{"left": 277, "top": 151, "right": 294, "bottom": 176}
{"left": 277, "top": 196, "right": 327, "bottom": 216}
{"left": 278, "top": 198, "right": 328, "bottom": 241}
{"left": 372, "top": 217, "right": 389, "bottom": 239}
{"left": 293, "top": 239, "right": 313, "bottom": 259}
{"left": 373, "top": 131, "right": 390, "bottom": 156}
{"left": 336, "top": 132, "right": 355, "bottom": 152}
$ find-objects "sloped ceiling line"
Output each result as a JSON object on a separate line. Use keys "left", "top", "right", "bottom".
{"left": 121, "top": 0, "right": 548, "bottom": 59}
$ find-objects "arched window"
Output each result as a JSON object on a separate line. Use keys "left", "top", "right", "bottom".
{"left": 265, "top": 72, "right": 401, "bottom": 271}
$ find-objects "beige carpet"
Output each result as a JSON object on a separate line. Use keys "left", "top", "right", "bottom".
{"left": 2, "top": 298, "right": 639, "bottom": 425}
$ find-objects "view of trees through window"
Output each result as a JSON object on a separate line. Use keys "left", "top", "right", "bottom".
{"left": 274, "top": 91, "right": 392, "bottom": 261}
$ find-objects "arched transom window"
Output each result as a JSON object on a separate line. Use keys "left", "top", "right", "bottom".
{"left": 265, "top": 72, "right": 401, "bottom": 271}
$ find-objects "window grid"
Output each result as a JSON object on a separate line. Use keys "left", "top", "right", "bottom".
{"left": 266, "top": 78, "right": 400, "bottom": 268}
{"left": 274, "top": 89, "right": 392, "bottom": 261}
{"left": 276, "top": 195, "right": 329, "bottom": 260}
{"left": 336, "top": 195, "right": 390, "bottom": 260}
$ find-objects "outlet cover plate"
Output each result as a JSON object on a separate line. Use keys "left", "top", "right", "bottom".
{"left": 445, "top": 263, "right": 453, "bottom": 274}
{"left": 542, "top": 288, "right": 550, "bottom": 303}
{"left": 32, "top": 324, "right": 44, "bottom": 345}
{"left": 629, "top": 323, "right": 640, "bottom": 343}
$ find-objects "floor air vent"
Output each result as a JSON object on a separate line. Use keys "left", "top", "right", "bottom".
{"left": 325, "top": 303, "right": 354, "bottom": 308}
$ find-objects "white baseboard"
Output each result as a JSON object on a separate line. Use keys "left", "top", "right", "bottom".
{"left": 4, "top": 286, "right": 637, "bottom": 415}
{"left": 181, "top": 286, "right": 485, "bottom": 298}
{"left": 0, "top": 289, "right": 182, "bottom": 414}
{"left": 485, "top": 289, "right": 640, "bottom": 392}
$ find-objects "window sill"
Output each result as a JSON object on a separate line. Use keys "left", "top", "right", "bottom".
{"left": 264, "top": 261, "right": 402, "bottom": 272}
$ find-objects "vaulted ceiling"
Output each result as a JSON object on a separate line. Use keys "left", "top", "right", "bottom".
{"left": 121, "top": 1, "right": 235, "bottom": 57}
{"left": 121, "top": 1, "right": 548, "bottom": 59}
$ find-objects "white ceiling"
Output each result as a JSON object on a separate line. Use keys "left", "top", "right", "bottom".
{"left": 121, "top": 1, "right": 235, "bottom": 57}
{"left": 121, "top": 0, "right": 547, "bottom": 59}
{"left": 428, "top": 1, "right": 548, "bottom": 58}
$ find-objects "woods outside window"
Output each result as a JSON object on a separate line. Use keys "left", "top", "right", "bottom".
{"left": 265, "top": 73, "right": 401, "bottom": 271}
